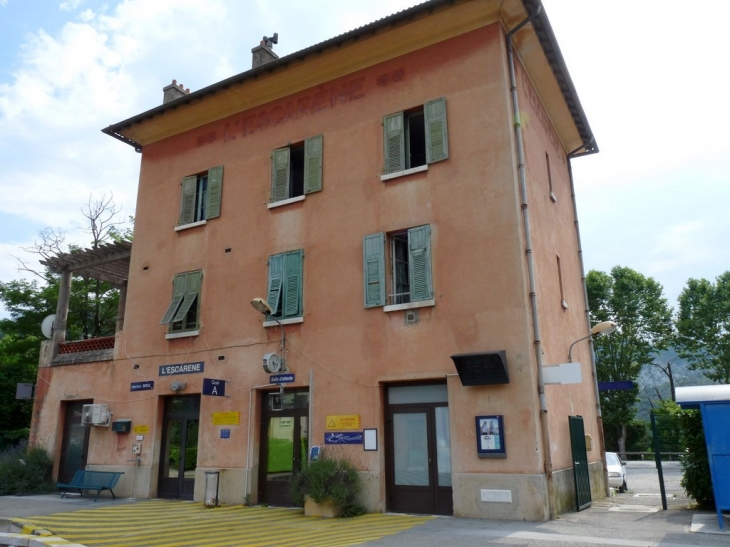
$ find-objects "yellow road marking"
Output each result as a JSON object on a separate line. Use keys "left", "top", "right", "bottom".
{"left": 23, "top": 502, "right": 432, "bottom": 547}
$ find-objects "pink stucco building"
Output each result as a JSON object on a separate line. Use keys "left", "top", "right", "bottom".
{"left": 31, "top": 0, "right": 605, "bottom": 521}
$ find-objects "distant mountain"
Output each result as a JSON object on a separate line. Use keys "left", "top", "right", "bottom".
{"left": 636, "top": 348, "right": 714, "bottom": 421}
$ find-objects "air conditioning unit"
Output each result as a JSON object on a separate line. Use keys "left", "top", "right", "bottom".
{"left": 81, "top": 404, "right": 110, "bottom": 426}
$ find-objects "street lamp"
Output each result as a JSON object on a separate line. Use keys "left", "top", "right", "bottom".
{"left": 568, "top": 320, "right": 617, "bottom": 362}
{"left": 250, "top": 297, "right": 286, "bottom": 361}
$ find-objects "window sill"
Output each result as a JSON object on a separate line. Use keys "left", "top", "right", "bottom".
{"left": 380, "top": 164, "right": 428, "bottom": 182}
{"left": 268, "top": 195, "right": 306, "bottom": 209}
{"left": 263, "top": 317, "right": 304, "bottom": 328}
{"left": 384, "top": 299, "right": 435, "bottom": 313}
{"left": 165, "top": 330, "right": 200, "bottom": 340}
{"left": 175, "top": 220, "right": 207, "bottom": 232}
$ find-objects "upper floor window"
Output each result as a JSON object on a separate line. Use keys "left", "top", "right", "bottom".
{"left": 383, "top": 97, "right": 448, "bottom": 175}
{"left": 271, "top": 135, "right": 323, "bottom": 204}
{"left": 363, "top": 225, "right": 433, "bottom": 308}
{"left": 178, "top": 166, "right": 223, "bottom": 226}
{"left": 160, "top": 270, "right": 202, "bottom": 333}
{"left": 267, "top": 250, "right": 304, "bottom": 319}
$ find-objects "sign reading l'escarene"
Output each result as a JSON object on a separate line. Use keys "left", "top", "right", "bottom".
{"left": 159, "top": 361, "right": 204, "bottom": 376}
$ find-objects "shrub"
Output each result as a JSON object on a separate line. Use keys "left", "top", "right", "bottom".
{"left": 679, "top": 409, "right": 714, "bottom": 509}
{"left": 291, "top": 455, "right": 365, "bottom": 517}
{"left": 0, "top": 440, "right": 55, "bottom": 495}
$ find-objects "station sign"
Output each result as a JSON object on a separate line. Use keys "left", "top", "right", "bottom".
{"left": 202, "top": 378, "right": 226, "bottom": 397}
{"left": 159, "top": 361, "right": 204, "bottom": 376}
{"left": 270, "top": 374, "right": 295, "bottom": 384}
{"left": 130, "top": 381, "right": 154, "bottom": 392}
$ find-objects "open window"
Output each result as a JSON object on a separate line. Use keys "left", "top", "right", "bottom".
{"left": 270, "top": 135, "right": 323, "bottom": 204}
{"left": 363, "top": 225, "right": 433, "bottom": 308}
{"left": 178, "top": 166, "right": 223, "bottom": 227}
{"left": 383, "top": 97, "right": 448, "bottom": 175}
{"left": 160, "top": 270, "right": 202, "bottom": 334}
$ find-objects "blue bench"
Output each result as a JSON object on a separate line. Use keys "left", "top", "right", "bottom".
{"left": 57, "top": 470, "right": 124, "bottom": 501}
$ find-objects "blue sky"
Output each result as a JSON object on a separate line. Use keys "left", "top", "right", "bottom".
{"left": 1, "top": 0, "right": 729, "bottom": 319}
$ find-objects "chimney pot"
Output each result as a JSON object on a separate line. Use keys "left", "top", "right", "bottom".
{"left": 162, "top": 79, "right": 190, "bottom": 104}
{"left": 252, "top": 32, "right": 280, "bottom": 69}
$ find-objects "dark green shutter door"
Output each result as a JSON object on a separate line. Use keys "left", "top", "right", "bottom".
{"left": 363, "top": 233, "right": 386, "bottom": 308}
{"left": 173, "top": 270, "right": 202, "bottom": 323}
{"left": 408, "top": 225, "right": 433, "bottom": 302}
{"left": 267, "top": 254, "right": 285, "bottom": 315}
{"left": 271, "top": 148, "right": 290, "bottom": 202}
{"left": 206, "top": 166, "right": 223, "bottom": 219}
{"left": 283, "top": 251, "right": 303, "bottom": 317}
{"left": 160, "top": 273, "right": 187, "bottom": 324}
{"left": 569, "top": 415, "right": 592, "bottom": 510}
{"left": 179, "top": 176, "right": 198, "bottom": 225}
{"left": 425, "top": 97, "right": 448, "bottom": 164}
{"left": 303, "top": 135, "right": 323, "bottom": 194}
{"left": 383, "top": 112, "right": 405, "bottom": 173}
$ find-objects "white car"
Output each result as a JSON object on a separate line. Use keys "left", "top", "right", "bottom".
{"left": 606, "top": 452, "right": 627, "bottom": 493}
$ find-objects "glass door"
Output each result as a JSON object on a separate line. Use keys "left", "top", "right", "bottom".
{"left": 58, "top": 400, "right": 91, "bottom": 484}
{"left": 158, "top": 395, "right": 200, "bottom": 499}
{"left": 258, "top": 390, "right": 309, "bottom": 506}
{"left": 385, "top": 384, "right": 452, "bottom": 515}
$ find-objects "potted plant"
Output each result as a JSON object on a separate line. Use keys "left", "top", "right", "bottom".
{"left": 291, "top": 455, "right": 364, "bottom": 517}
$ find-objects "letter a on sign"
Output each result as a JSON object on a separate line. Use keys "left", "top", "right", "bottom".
{"left": 203, "top": 378, "right": 226, "bottom": 397}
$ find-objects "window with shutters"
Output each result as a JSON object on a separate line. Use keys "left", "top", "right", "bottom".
{"left": 176, "top": 166, "right": 223, "bottom": 229}
{"left": 266, "top": 250, "right": 303, "bottom": 320}
{"left": 269, "top": 135, "right": 322, "bottom": 208}
{"left": 382, "top": 97, "right": 448, "bottom": 180}
{"left": 363, "top": 225, "right": 434, "bottom": 311}
{"left": 160, "top": 270, "right": 202, "bottom": 336}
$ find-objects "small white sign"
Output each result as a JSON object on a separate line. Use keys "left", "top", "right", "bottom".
{"left": 543, "top": 362, "right": 582, "bottom": 385}
{"left": 481, "top": 489, "right": 512, "bottom": 503}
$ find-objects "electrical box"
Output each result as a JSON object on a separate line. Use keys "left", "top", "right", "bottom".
{"left": 81, "top": 404, "right": 110, "bottom": 426}
{"left": 112, "top": 419, "right": 131, "bottom": 433}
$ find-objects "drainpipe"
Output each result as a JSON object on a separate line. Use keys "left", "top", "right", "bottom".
{"left": 566, "top": 141, "right": 606, "bottom": 496}
{"left": 506, "top": 6, "right": 557, "bottom": 520}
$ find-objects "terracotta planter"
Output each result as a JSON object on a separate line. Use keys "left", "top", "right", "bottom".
{"left": 304, "top": 496, "right": 341, "bottom": 518}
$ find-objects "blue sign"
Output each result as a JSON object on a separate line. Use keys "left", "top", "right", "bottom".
{"left": 202, "top": 378, "right": 226, "bottom": 397}
{"left": 159, "top": 361, "right": 204, "bottom": 376}
{"left": 309, "top": 446, "right": 321, "bottom": 461}
{"left": 325, "top": 432, "right": 363, "bottom": 445}
{"left": 130, "top": 381, "right": 154, "bottom": 392}
{"left": 598, "top": 381, "right": 634, "bottom": 391}
{"left": 270, "top": 374, "right": 295, "bottom": 384}
{"left": 220, "top": 429, "right": 230, "bottom": 439}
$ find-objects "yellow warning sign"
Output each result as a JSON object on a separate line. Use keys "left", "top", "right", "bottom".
{"left": 133, "top": 425, "right": 150, "bottom": 434}
{"left": 212, "top": 411, "right": 240, "bottom": 426}
{"left": 326, "top": 415, "right": 361, "bottom": 430}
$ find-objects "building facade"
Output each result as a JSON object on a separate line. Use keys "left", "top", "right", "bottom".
{"left": 30, "top": 0, "right": 605, "bottom": 521}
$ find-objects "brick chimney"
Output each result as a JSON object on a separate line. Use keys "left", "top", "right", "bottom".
{"left": 252, "top": 33, "right": 279, "bottom": 69}
{"left": 162, "top": 79, "right": 190, "bottom": 104}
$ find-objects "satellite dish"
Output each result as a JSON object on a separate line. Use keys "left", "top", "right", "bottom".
{"left": 41, "top": 314, "right": 56, "bottom": 339}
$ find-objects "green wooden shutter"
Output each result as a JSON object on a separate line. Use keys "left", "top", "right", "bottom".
{"left": 408, "top": 225, "right": 433, "bottom": 302}
{"left": 363, "top": 233, "right": 386, "bottom": 308}
{"left": 179, "top": 176, "right": 198, "bottom": 225}
{"left": 283, "top": 251, "right": 303, "bottom": 318}
{"left": 267, "top": 254, "right": 285, "bottom": 316}
{"left": 383, "top": 112, "right": 405, "bottom": 173}
{"left": 271, "top": 147, "right": 290, "bottom": 202}
{"left": 303, "top": 135, "right": 323, "bottom": 194}
{"left": 205, "top": 165, "right": 223, "bottom": 220}
{"left": 173, "top": 270, "right": 202, "bottom": 323}
{"left": 425, "top": 97, "right": 448, "bottom": 164}
{"left": 160, "top": 273, "right": 187, "bottom": 324}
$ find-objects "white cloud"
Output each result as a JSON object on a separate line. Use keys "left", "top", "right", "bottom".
{"left": 59, "top": 0, "right": 85, "bottom": 11}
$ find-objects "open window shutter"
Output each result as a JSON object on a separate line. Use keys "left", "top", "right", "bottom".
{"left": 173, "top": 270, "right": 202, "bottom": 323}
{"left": 303, "top": 135, "right": 323, "bottom": 194}
{"left": 383, "top": 112, "right": 405, "bottom": 173}
{"left": 271, "top": 148, "right": 290, "bottom": 202}
{"left": 408, "top": 225, "right": 433, "bottom": 302}
{"left": 425, "top": 97, "right": 448, "bottom": 164}
{"left": 205, "top": 166, "right": 223, "bottom": 220}
{"left": 179, "top": 176, "right": 198, "bottom": 225}
{"left": 283, "top": 251, "right": 303, "bottom": 317}
{"left": 267, "top": 254, "right": 285, "bottom": 316}
{"left": 160, "top": 273, "right": 187, "bottom": 324}
{"left": 363, "top": 233, "right": 386, "bottom": 308}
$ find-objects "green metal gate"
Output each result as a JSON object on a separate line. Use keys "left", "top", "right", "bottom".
{"left": 569, "top": 415, "right": 592, "bottom": 510}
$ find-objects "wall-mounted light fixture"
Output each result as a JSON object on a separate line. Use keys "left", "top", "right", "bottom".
{"left": 250, "top": 298, "right": 286, "bottom": 372}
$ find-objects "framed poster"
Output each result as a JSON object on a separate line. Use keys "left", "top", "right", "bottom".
{"left": 476, "top": 415, "right": 506, "bottom": 458}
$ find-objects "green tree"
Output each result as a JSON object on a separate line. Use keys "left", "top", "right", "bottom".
{"left": 586, "top": 266, "right": 673, "bottom": 454}
{"left": 676, "top": 272, "right": 730, "bottom": 384}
